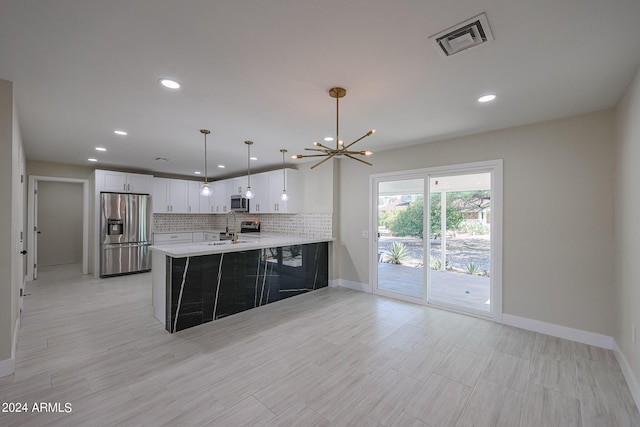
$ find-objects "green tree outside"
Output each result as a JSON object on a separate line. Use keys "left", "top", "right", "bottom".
{"left": 385, "top": 193, "right": 471, "bottom": 239}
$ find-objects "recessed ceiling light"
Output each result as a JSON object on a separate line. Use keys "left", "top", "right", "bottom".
{"left": 478, "top": 94, "right": 497, "bottom": 103}
{"left": 159, "top": 78, "right": 180, "bottom": 89}
{"left": 324, "top": 137, "right": 334, "bottom": 142}
{"left": 88, "top": 158, "right": 98, "bottom": 162}
{"left": 114, "top": 130, "right": 128, "bottom": 136}
{"left": 250, "top": 157, "right": 258, "bottom": 161}
{"left": 218, "top": 165, "right": 225, "bottom": 168}
{"left": 95, "top": 147, "right": 106, "bottom": 152}
{"left": 194, "top": 171, "right": 201, "bottom": 175}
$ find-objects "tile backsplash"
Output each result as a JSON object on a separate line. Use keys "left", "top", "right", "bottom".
{"left": 154, "top": 212, "right": 333, "bottom": 238}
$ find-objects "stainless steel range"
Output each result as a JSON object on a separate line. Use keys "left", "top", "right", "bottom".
{"left": 100, "top": 192, "right": 152, "bottom": 277}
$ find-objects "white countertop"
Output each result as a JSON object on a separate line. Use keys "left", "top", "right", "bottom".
{"left": 150, "top": 234, "right": 333, "bottom": 258}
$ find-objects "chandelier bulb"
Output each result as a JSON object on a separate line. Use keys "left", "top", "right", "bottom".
{"left": 245, "top": 187, "right": 254, "bottom": 199}
{"left": 281, "top": 190, "right": 288, "bottom": 201}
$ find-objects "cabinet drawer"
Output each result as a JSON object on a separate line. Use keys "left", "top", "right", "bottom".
{"left": 154, "top": 232, "right": 193, "bottom": 244}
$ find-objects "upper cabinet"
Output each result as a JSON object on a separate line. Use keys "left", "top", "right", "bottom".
{"left": 248, "top": 169, "right": 302, "bottom": 214}
{"left": 153, "top": 178, "right": 189, "bottom": 213}
{"left": 248, "top": 172, "right": 269, "bottom": 213}
{"left": 95, "top": 170, "right": 153, "bottom": 194}
{"left": 268, "top": 169, "right": 302, "bottom": 213}
{"left": 144, "top": 169, "right": 302, "bottom": 215}
{"left": 210, "top": 180, "right": 231, "bottom": 214}
{"left": 188, "top": 181, "right": 204, "bottom": 213}
{"left": 230, "top": 177, "right": 247, "bottom": 197}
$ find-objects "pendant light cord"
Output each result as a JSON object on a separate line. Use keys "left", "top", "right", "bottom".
{"left": 282, "top": 149, "right": 286, "bottom": 190}
{"left": 247, "top": 143, "right": 251, "bottom": 187}
{"left": 204, "top": 132, "right": 208, "bottom": 184}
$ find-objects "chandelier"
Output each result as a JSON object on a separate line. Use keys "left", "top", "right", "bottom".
{"left": 292, "top": 87, "right": 374, "bottom": 169}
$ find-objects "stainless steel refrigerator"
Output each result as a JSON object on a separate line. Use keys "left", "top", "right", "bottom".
{"left": 100, "top": 192, "right": 152, "bottom": 277}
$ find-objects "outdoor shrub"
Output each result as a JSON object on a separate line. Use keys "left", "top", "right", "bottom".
{"left": 429, "top": 255, "right": 450, "bottom": 270}
{"left": 458, "top": 221, "right": 490, "bottom": 235}
{"left": 383, "top": 242, "right": 409, "bottom": 264}
{"left": 465, "top": 262, "right": 480, "bottom": 275}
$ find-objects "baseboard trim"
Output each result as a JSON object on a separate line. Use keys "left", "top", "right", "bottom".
{"left": 12, "top": 314, "right": 20, "bottom": 359}
{"left": 1, "top": 315, "right": 20, "bottom": 378}
{"left": 612, "top": 340, "right": 640, "bottom": 409}
{"left": 0, "top": 358, "right": 14, "bottom": 378}
{"left": 502, "top": 314, "right": 613, "bottom": 349}
{"left": 334, "top": 279, "right": 371, "bottom": 293}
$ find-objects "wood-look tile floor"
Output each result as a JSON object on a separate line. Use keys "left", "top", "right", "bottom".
{"left": 1, "top": 264, "right": 638, "bottom": 426}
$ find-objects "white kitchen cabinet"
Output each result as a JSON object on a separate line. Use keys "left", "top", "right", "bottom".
{"left": 203, "top": 232, "right": 219, "bottom": 241}
{"left": 152, "top": 178, "right": 168, "bottom": 213}
{"left": 153, "top": 232, "right": 193, "bottom": 245}
{"left": 153, "top": 178, "right": 189, "bottom": 213}
{"left": 210, "top": 180, "right": 231, "bottom": 213}
{"left": 199, "top": 190, "right": 212, "bottom": 213}
{"left": 192, "top": 232, "right": 204, "bottom": 242}
{"left": 248, "top": 172, "right": 269, "bottom": 213}
{"left": 267, "top": 169, "right": 302, "bottom": 213}
{"left": 187, "top": 181, "right": 202, "bottom": 213}
{"left": 230, "top": 177, "right": 247, "bottom": 197}
{"left": 95, "top": 169, "right": 153, "bottom": 194}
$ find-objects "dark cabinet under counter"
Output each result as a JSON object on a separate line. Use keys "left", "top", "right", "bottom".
{"left": 152, "top": 242, "right": 329, "bottom": 333}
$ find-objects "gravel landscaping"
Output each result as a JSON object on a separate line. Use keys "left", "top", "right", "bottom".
{"left": 378, "top": 234, "right": 491, "bottom": 274}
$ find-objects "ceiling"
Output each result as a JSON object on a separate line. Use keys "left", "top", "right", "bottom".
{"left": 1, "top": 0, "right": 639, "bottom": 179}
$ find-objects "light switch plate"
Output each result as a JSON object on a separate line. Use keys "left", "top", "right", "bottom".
{"left": 361, "top": 230, "right": 369, "bottom": 239}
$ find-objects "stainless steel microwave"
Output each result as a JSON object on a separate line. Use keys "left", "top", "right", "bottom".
{"left": 230, "top": 195, "right": 249, "bottom": 212}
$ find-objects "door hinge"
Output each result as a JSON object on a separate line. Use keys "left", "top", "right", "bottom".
{"left": 21, "top": 174, "right": 24, "bottom": 183}
{"left": 20, "top": 288, "right": 23, "bottom": 297}
{"left": 34, "top": 263, "right": 36, "bottom": 269}
{"left": 34, "top": 189, "right": 37, "bottom": 195}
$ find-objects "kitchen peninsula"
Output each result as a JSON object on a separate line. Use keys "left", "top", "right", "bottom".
{"left": 150, "top": 235, "right": 331, "bottom": 332}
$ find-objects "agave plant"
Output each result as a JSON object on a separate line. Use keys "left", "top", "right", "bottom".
{"left": 465, "top": 261, "right": 480, "bottom": 275}
{"left": 383, "top": 242, "right": 409, "bottom": 264}
{"left": 430, "top": 255, "right": 450, "bottom": 270}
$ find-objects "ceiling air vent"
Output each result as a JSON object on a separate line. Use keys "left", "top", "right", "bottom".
{"left": 429, "top": 13, "right": 494, "bottom": 58}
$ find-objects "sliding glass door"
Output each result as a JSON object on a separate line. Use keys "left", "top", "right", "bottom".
{"left": 427, "top": 173, "right": 492, "bottom": 314}
{"left": 375, "top": 177, "right": 425, "bottom": 302}
{"left": 371, "top": 161, "right": 502, "bottom": 319}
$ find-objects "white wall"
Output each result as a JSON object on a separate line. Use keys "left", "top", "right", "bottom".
{"left": 614, "top": 66, "right": 640, "bottom": 398}
{"left": 300, "top": 160, "right": 334, "bottom": 213}
{"left": 0, "top": 79, "right": 25, "bottom": 376}
{"left": 37, "top": 181, "right": 83, "bottom": 267}
{"left": 337, "top": 110, "right": 615, "bottom": 336}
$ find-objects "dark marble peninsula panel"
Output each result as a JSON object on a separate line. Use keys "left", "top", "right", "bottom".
{"left": 166, "top": 242, "right": 328, "bottom": 332}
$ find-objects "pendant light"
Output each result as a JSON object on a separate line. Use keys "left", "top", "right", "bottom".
{"left": 199, "top": 129, "right": 212, "bottom": 196}
{"left": 244, "top": 140, "right": 254, "bottom": 199}
{"left": 280, "top": 149, "right": 289, "bottom": 201}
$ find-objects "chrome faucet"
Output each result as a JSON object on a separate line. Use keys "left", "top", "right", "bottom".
{"left": 226, "top": 210, "right": 238, "bottom": 243}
